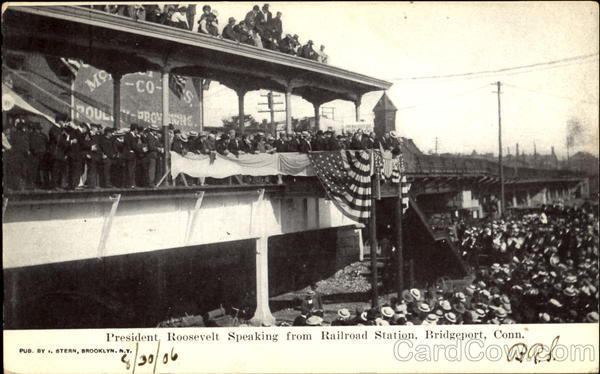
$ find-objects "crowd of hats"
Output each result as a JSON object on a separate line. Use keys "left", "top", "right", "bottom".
{"left": 84, "top": 4, "right": 329, "bottom": 63}
{"left": 288, "top": 204, "right": 598, "bottom": 326}
{"left": 172, "top": 128, "right": 401, "bottom": 156}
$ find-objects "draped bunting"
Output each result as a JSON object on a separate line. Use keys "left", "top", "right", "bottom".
{"left": 170, "top": 151, "right": 315, "bottom": 179}
{"left": 170, "top": 149, "right": 408, "bottom": 222}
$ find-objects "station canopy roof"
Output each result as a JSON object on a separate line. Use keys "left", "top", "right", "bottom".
{"left": 3, "top": 6, "right": 392, "bottom": 104}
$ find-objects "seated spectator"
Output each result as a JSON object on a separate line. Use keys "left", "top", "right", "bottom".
{"left": 206, "top": 10, "right": 220, "bottom": 36}
{"left": 144, "top": 4, "right": 166, "bottom": 24}
{"left": 280, "top": 34, "right": 300, "bottom": 55}
{"left": 300, "top": 40, "right": 319, "bottom": 60}
{"left": 222, "top": 17, "right": 239, "bottom": 41}
{"left": 234, "top": 21, "right": 253, "bottom": 45}
{"left": 251, "top": 29, "right": 263, "bottom": 48}
{"left": 317, "top": 45, "right": 328, "bottom": 64}
{"left": 170, "top": 6, "right": 189, "bottom": 30}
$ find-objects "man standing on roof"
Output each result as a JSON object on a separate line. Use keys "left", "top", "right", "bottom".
{"left": 244, "top": 5, "right": 260, "bottom": 30}
{"left": 186, "top": 4, "right": 196, "bottom": 31}
{"left": 268, "top": 11, "right": 283, "bottom": 44}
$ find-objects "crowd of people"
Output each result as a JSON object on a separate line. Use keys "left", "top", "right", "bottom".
{"left": 3, "top": 115, "right": 168, "bottom": 191}
{"left": 289, "top": 204, "right": 599, "bottom": 325}
{"left": 83, "top": 4, "right": 329, "bottom": 63}
{"left": 2, "top": 114, "right": 402, "bottom": 191}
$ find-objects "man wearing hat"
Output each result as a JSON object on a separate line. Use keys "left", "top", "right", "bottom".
{"left": 381, "top": 306, "right": 395, "bottom": 323}
{"left": 306, "top": 315, "right": 323, "bottom": 327}
{"left": 171, "top": 130, "right": 187, "bottom": 155}
{"left": 331, "top": 308, "right": 351, "bottom": 326}
{"left": 244, "top": 5, "right": 260, "bottom": 29}
{"left": 300, "top": 40, "right": 318, "bottom": 60}
{"left": 123, "top": 123, "right": 142, "bottom": 188}
{"left": 223, "top": 17, "right": 238, "bottom": 41}
{"left": 98, "top": 127, "right": 117, "bottom": 188}
{"left": 29, "top": 122, "right": 49, "bottom": 189}
{"left": 47, "top": 115, "right": 70, "bottom": 189}
{"left": 82, "top": 124, "right": 103, "bottom": 189}
{"left": 293, "top": 306, "right": 310, "bottom": 326}
{"left": 298, "top": 132, "right": 312, "bottom": 153}
{"left": 65, "top": 122, "right": 86, "bottom": 190}
{"left": 142, "top": 125, "right": 162, "bottom": 187}
{"left": 280, "top": 34, "right": 299, "bottom": 55}
{"left": 268, "top": 11, "right": 283, "bottom": 44}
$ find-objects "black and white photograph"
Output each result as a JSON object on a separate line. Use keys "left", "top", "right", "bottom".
{"left": 2, "top": 2, "right": 599, "bottom": 373}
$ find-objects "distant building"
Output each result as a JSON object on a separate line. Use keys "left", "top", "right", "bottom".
{"left": 373, "top": 92, "right": 397, "bottom": 137}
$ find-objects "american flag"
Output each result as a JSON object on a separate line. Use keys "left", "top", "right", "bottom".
{"left": 169, "top": 73, "right": 187, "bottom": 99}
{"left": 308, "top": 150, "right": 374, "bottom": 224}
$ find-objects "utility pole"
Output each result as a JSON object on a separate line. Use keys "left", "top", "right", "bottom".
{"left": 434, "top": 137, "right": 439, "bottom": 154}
{"left": 493, "top": 81, "right": 505, "bottom": 217}
{"left": 258, "top": 90, "right": 284, "bottom": 135}
{"left": 321, "top": 106, "right": 335, "bottom": 120}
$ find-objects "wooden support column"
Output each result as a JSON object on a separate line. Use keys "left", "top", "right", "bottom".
{"left": 370, "top": 172, "right": 379, "bottom": 308}
{"left": 395, "top": 182, "right": 404, "bottom": 298}
{"left": 354, "top": 95, "right": 362, "bottom": 122}
{"left": 161, "top": 69, "right": 170, "bottom": 180}
{"left": 285, "top": 87, "right": 293, "bottom": 133}
{"left": 2, "top": 197, "right": 8, "bottom": 224}
{"left": 313, "top": 102, "right": 321, "bottom": 130}
{"left": 236, "top": 88, "right": 247, "bottom": 134}
{"left": 197, "top": 80, "right": 205, "bottom": 132}
{"left": 250, "top": 189, "right": 276, "bottom": 326}
{"left": 112, "top": 72, "right": 122, "bottom": 129}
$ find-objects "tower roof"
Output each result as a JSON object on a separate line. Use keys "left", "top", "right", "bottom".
{"left": 373, "top": 92, "right": 397, "bottom": 112}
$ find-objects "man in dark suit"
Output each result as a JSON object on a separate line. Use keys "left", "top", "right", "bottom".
{"left": 123, "top": 123, "right": 142, "bottom": 188}
{"left": 222, "top": 17, "right": 238, "bottom": 41}
{"left": 48, "top": 116, "right": 69, "bottom": 189}
{"left": 227, "top": 130, "right": 243, "bottom": 156}
{"left": 65, "top": 123, "right": 85, "bottom": 190}
{"left": 29, "top": 122, "right": 48, "bottom": 189}
{"left": 274, "top": 133, "right": 288, "bottom": 152}
{"left": 311, "top": 130, "right": 326, "bottom": 151}
{"left": 293, "top": 307, "right": 310, "bottom": 326}
{"left": 144, "top": 125, "right": 162, "bottom": 187}
{"left": 268, "top": 11, "right": 283, "bottom": 43}
{"left": 300, "top": 40, "right": 318, "bottom": 60}
{"left": 98, "top": 127, "right": 117, "bottom": 188}
{"left": 298, "top": 132, "right": 312, "bottom": 153}
{"left": 244, "top": 5, "right": 260, "bottom": 30}
{"left": 7, "top": 121, "right": 30, "bottom": 190}
{"left": 83, "top": 124, "right": 103, "bottom": 189}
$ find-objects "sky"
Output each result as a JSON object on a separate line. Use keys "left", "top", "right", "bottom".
{"left": 192, "top": 1, "right": 598, "bottom": 157}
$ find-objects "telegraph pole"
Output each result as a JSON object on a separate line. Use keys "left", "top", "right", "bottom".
{"left": 493, "top": 81, "right": 506, "bottom": 217}
{"left": 258, "top": 91, "right": 284, "bottom": 135}
{"left": 434, "top": 137, "right": 439, "bottom": 154}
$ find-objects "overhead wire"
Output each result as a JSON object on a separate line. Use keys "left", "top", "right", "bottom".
{"left": 387, "top": 52, "right": 598, "bottom": 82}
{"left": 503, "top": 83, "right": 599, "bottom": 105}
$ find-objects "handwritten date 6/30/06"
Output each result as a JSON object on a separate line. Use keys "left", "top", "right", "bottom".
{"left": 121, "top": 341, "right": 178, "bottom": 373}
